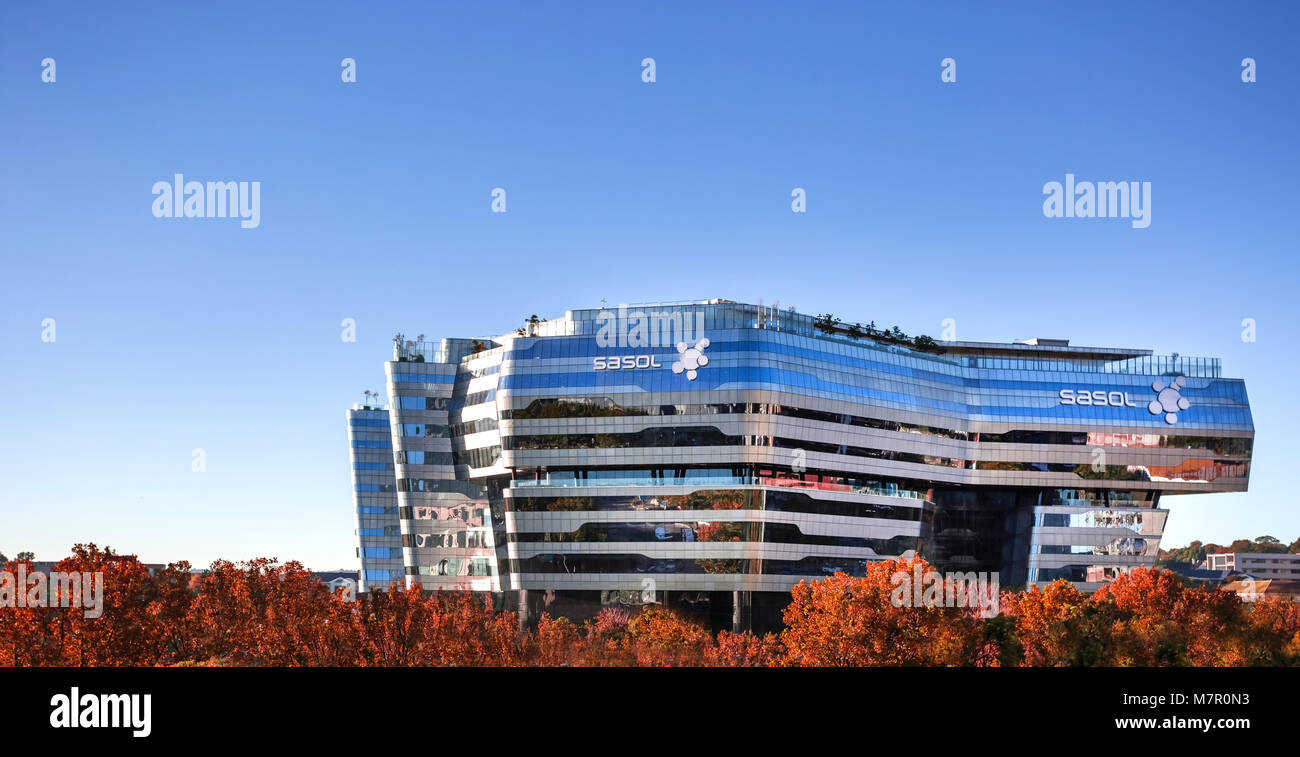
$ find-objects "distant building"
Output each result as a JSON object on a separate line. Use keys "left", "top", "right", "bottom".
{"left": 1205, "top": 552, "right": 1300, "bottom": 580}
{"left": 1220, "top": 578, "right": 1300, "bottom": 603}
{"left": 29, "top": 560, "right": 167, "bottom": 576}
{"left": 1159, "top": 561, "right": 1233, "bottom": 585}
{"left": 312, "top": 571, "right": 359, "bottom": 602}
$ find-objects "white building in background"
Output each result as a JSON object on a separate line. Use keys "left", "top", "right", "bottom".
{"left": 1206, "top": 552, "right": 1300, "bottom": 580}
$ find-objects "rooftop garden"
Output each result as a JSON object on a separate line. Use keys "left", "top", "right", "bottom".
{"left": 812, "top": 314, "right": 947, "bottom": 355}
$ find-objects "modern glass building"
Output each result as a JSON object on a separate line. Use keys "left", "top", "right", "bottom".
{"left": 347, "top": 403, "right": 401, "bottom": 593}
{"left": 348, "top": 300, "right": 1253, "bottom": 631}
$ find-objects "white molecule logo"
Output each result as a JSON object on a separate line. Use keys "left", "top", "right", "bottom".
{"left": 672, "top": 337, "right": 710, "bottom": 380}
{"left": 1148, "top": 375, "right": 1190, "bottom": 424}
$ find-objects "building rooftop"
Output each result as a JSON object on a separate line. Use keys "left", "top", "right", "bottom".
{"left": 392, "top": 298, "right": 1227, "bottom": 378}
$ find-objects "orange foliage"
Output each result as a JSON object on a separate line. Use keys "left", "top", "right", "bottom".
{"left": 5, "top": 548, "right": 1300, "bottom": 667}
{"left": 778, "top": 556, "right": 991, "bottom": 666}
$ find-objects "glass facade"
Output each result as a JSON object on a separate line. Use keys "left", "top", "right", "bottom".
{"left": 351, "top": 301, "right": 1253, "bottom": 630}
{"left": 347, "top": 406, "right": 401, "bottom": 593}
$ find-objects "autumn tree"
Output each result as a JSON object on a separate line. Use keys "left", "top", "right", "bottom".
{"left": 779, "top": 556, "right": 989, "bottom": 666}
{"left": 0, "top": 554, "right": 62, "bottom": 666}
{"left": 351, "top": 583, "right": 431, "bottom": 666}
{"left": 528, "top": 613, "right": 584, "bottom": 666}
{"left": 1244, "top": 596, "right": 1300, "bottom": 665}
{"left": 417, "top": 592, "right": 524, "bottom": 666}
{"left": 623, "top": 606, "right": 713, "bottom": 666}
{"left": 999, "top": 580, "right": 1119, "bottom": 666}
{"left": 49, "top": 544, "right": 165, "bottom": 666}
{"left": 706, "top": 630, "right": 781, "bottom": 667}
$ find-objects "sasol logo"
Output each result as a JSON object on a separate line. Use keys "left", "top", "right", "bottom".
{"left": 672, "top": 338, "right": 710, "bottom": 381}
{"left": 1148, "top": 375, "right": 1190, "bottom": 424}
{"left": 591, "top": 335, "right": 710, "bottom": 380}
{"left": 1058, "top": 389, "right": 1138, "bottom": 407}
{"left": 592, "top": 355, "right": 663, "bottom": 371}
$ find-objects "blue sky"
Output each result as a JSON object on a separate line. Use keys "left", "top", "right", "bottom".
{"left": 1, "top": 2, "right": 1296, "bottom": 569}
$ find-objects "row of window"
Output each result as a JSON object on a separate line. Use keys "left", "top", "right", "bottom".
{"left": 510, "top": 522, "right": 918, "bottom": 552}
{"left": 389, "top": 372, "right": 456, "bottom": 384}
{"left": 454, "top": 445, "right": 502, "bottom": 469}
{"left": 518, "top": 464, "right": 936, "bottom": 501}
{"left": 404, "top": 530, "right": 493, "bottom": 549}
{"left": 399, "top": 504, "right": 491, "bottom": 523}
{"left": 1029, "top": 565, "right": 1140, "bottom": 583}
{"left": 503, "top": 426, "right": 1249, "bottom": 482}
{"left": 396, "top": 479, "right": 488, "bottom": 497}
{"left": 509, "top": 487, "right": 927, "bottom": 522}
{"left": 406, "top": 558, "right": 496, "bottom": 577}
{"left": 397, "top": 450, "right": 454, "bottom": 466}
{"left": 449, "top": 418, "right": 499, "bottom": 437}
{"left": 400, "top": 423, "right": 449, "bottom": 438}
{"left": 1034, "top": 539, "right": 1150, "bottom": 556}
{"left": 505, "top": 398, "right": 1251, "bottom": 455}
{"left": 397, "top": 395, "right": 451, "bottom": 411}
{"left": 1035, "top": 511, "right": 1156, "bottom": 531}
{"left": 499, "top": 364, "right": 1250, "bottom": 426}
{"left": 512, "top": 554, "right": 876, "bottom": 577}
{"left": 505, "top": 334, "right": 1237, "bottom": 394}
{"left": 362, "top": 547, "right": 401, "bottom": 559}
{"left": 528, "top": 315, "right": 1221, "bottom": 378}
{"left": 358, "top": 527, "right": 400, "bottom": 536}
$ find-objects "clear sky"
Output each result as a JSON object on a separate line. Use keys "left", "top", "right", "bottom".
{"left": 1, "top": 2, "right": 1296, "bottom": 569}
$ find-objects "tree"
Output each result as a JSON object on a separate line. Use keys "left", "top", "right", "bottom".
{"left": 1001, "top": 580, "right": 1119, "bottom": 666}
{"left": 1159, "top": 540, "right": 1207, "bottom": 565}
{"left": 813, "top": 314, "right": 840, "bottom": 334}
{"left": 52, "top": 544, "right": 167, "bottom": 666}
{"left": 353, "top": 583, "right": 436, "bottom": 666}
{"left": 624, "top": 606, "right": 712, "bottom": 666}
{"left": 779, "top": 556, "right": 989, "bottom": 666}
{"left": 1245, "top": 595, "right": 1300, "bottom": 665}
{"left": 11, "top": 545, "right": 1300, "bottom": 669}
{"left": 1091, "top": 567, "right": 1192, "bottom": 665}
{"left": 529, "top": 614, "right": 583, "bottom": 666}
{"left": 706, "top": 631, "right": 781, "bottom": 667}
{"left": 912, "top": 335, "right": 946, "bottom": 354}
{"left": 16, "top": 551, "right": 34, "bottom": 561}
{"left": 1253, "top": 535, "right": 1288, "bottom": 553}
